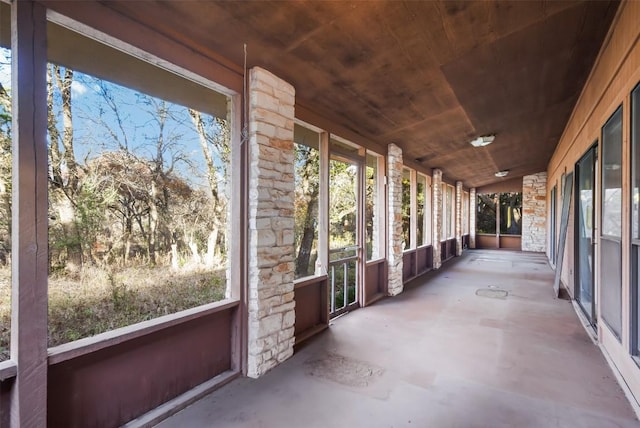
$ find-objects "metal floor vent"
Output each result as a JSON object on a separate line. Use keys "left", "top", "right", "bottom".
{"left": 476, "top": 288, "right": 508, "bottom": 299}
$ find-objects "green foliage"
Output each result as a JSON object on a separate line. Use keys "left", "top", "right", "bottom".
{"left": 77, "top": 173, "right": 118, "bottom": 257}
{"left": 293, "top": 143, "right": 320, "bottom": 278}
{"left": 329, "top": 159, "right": 357, "bottom": 246}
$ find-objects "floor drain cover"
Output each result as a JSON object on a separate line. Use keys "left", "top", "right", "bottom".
{"left": 476, "top": 288, "right": 508, "bottom": 299}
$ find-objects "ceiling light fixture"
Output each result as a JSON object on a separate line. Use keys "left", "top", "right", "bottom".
{"left": 469, "top": 134, "right": 496, "bottom": 147}
{"left": 494, "top": 170, "right": 509, "bottom": 178}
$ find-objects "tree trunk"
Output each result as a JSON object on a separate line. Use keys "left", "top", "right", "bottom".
{"left": 47, "top": 66, "right": 62, "bottom": 187}
{"left": 54, "top": 66, "right": 79, "bottom": 193}
{"left": 171, "top": 243, "right": 179, "bottom": 270}
{"left": 149, "top": 180, "right": 159, "bottom": 265}
{"left": 295, "top": 194, "right": 318, "bottom": 277}
{"left": 204, "top": 227, "right": 218, "bottom": 268}
{"left": 188, "top": 237, "right": 201, "bottom": 266}
{"left": 49, "top": 66, "right": 84, "bottom": 269}
{"left": 124, "top": 238, "right": 131, "bottom": 266}
{"left": 189, "top": 110, "right": 227, "bottom": 262}
{"left": 294, "top": 146, "right": 320, "bottom": 277}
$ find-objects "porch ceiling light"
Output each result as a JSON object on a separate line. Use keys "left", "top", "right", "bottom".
{"left": 494, "top": 170, "right": 509, "bottom": 178}
{"left": 469, "top": 134, "right": 495, "bottom": 147}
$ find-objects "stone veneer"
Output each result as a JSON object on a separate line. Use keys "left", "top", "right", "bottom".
{"left": 432, "top": 169, "right": 443, "bottom": 269}
{"left": 469, "top": 187, "right": 477, "bottom": 249}
{"left": 387, "top": 143, "right": 404, "bottom": 296}
{"left": 247, "top": 67, "right": 296, "bottom": 378}
{"left": 522, "top": 172, "right": 547, "bottom": 252}
{"left": 455, "top": 181, "right": 463, "bottom": 256}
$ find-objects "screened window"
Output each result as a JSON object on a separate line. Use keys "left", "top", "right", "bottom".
{"left": 46, "top": 22, "right": 234, "bottom": 347}
{"left": 477, "top": 193, "right": 497, "bottom": 234}
{"left": 441, "top": 184, "right": 455, "bottom": 240}
{"left": 401, "top": 168, "right": 432, "bottom": 250}
{"left": 416, "top": 174, "right": 426, "bottom": 246}
{"left": 602, "top": 107, "right": 623, "bottom": 238}
{"left": 366, "top": 151, "right": 384, "bottom": 261}
{"left": 423, "top": 175, "right": 432, "bottom": 246}
{"left": 402, "top": 167, "right": 412, "bottom": 249}
{"left": 462, "top": 191, "right": 469, "bottom": 235}
{"left": 0, "top": 10, "right": 11, "bottom": 361}
{"left": 447, "top": 185, "right": 454, "bottom": 238}
{"left": 416, "top": 174, "right": 431, "bottom": 247}
{"left": 499, "top": 192, "right": 522, "bottom": 235}
{"left": 294, "top": 125, "right": 320, "bottom": 279}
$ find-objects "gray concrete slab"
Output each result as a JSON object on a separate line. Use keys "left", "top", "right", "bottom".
{"left": 157, "top": 250, "right": 639, "bottom": 428}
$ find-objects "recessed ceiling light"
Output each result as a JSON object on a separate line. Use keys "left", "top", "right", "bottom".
{"left": 470, "top": 135, "right": 495, "bottom": 147}
{"left": 495, "top": 170, "right": 509, "bottom": 178}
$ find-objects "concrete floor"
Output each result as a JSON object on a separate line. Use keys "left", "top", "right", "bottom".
{"left": 158, "top": 250, "right": 639, "bottom": 428}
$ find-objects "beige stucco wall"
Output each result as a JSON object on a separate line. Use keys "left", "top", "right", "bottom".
{"left": 546, "top": 0, "right": 640, "bottom": 409}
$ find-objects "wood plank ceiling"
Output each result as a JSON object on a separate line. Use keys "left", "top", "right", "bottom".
{"left": 105, "top": 0, "right": 618, "bottom": 187}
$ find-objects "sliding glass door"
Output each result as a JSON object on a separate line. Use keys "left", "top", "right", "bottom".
{"left": 601, "top": 107, "right": 623, "bottom": 339}
{"left": 575, "top": 145, "right": 596, "bottom": 324}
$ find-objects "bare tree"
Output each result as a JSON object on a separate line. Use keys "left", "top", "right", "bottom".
{"left": 188, "top": 109, "right": 230, "bottom": 267}
{"left": 48, "top": 64, "right": 89, "bottom": 268}
{"left": 0, "top": 83, "right": 11, "bottom": 265}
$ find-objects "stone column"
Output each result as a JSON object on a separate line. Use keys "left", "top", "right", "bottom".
{"left": 247, "top": 67, "right": 296, "bottom": 378}
{"left": 455, "top": 181, "right": 463, "bottom": 256}
{"left": 470, "top": 187, "right": 477, "bottom": 249}
{"left": 522, "top": 172, "right": 547, "bottom": 252}
{"left": 432, "top": 169, "right": 443, "bottom": 269}
{"left": 387, "top": 143, "right": 404, "bottom": 296}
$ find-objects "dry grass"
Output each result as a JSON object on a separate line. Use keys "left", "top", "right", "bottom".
{"left": 0, "top": 265, "right": 226, "bottom": 361}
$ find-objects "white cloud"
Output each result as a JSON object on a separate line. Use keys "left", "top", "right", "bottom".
{"left": 71, "top": 80, "right": 88, "bottom": 97}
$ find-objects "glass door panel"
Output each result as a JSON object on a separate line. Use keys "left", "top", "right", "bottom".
{"left": 601, "top": 107, "right": 623, "bottom": 339}
{"left": 575, "top": 146, "right": 596, "bottom": 324}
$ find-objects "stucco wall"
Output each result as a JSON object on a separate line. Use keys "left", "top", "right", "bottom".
{"left": 546, "top": 0, "right": 640, "bottom": 410}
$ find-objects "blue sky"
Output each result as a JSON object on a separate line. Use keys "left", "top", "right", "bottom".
{"left": 0, "top": 46, "right": 229, "bottom": 194}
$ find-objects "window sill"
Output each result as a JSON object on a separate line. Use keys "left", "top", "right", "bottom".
{"left": 294, "top": 275, "right": 328, "bottom": 290}
{"left": 48, "top": 298, "right": 240, "bottom": 365}
{"left": 0, "top": 359, "right": 17, "bottom": 382}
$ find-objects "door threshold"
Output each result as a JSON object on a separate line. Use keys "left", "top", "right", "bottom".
{"left": 330, "top": 310, "right": 353, "bottom": 323}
